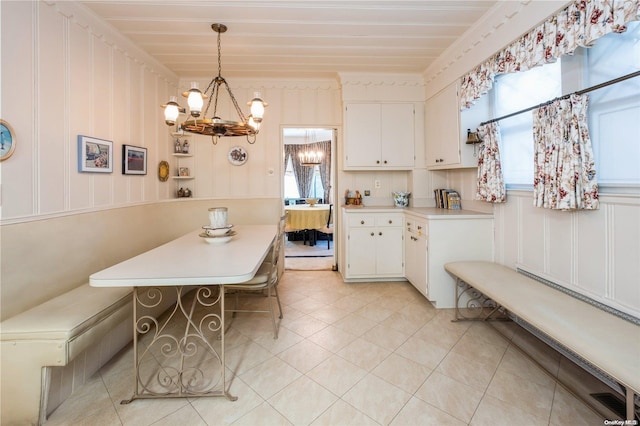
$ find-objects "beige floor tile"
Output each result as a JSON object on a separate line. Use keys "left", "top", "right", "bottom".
{"left": 390, "top": 396, "right": 466, "bottom": 426}
{"left": 435, "top": 351, "right": 498, "bottom": 391}
{"left": 497, "top": 346, "right": 556, "bottom": 387}
{"left": 471, "top": 395, "right": 549, "bottom": 426}
{"left": 190, "top": 375, "right": 263, "bottom": 425}
{"left": 283, "top": 314, "right": 329, "bottom": 337}
{"left": 337, "top": 337, "right": 391, "bottom": 371}
{"left": 308, "top": 304, "right": 352, "bottom": 324}
{"left": 232, "top": 401, "right": 293, "bottom": 426}
{"left": 225, "top": 341, "right": 274, "bottom": 375}
{"left": 307, "top": 354, "right": 368, "bottom": 396}
{"left": 379, "top": 310, "right": 428, "bottom": 335}
{"left": 268, "top": 376, "right": 338, "bottom": 425}
{"left": 395, "top": 334, "right": 450, "bottom": 369}
{"left": 549, "top": 385, "right": 604, "bottom": 425}
{"left": 152, "top": 404, "right": 208, "bottom": 426}
{"left": 310, "top": 400, "right": 378, "bottom": 426}
{"left": 354, "top": 303, "right": 396, "bottom": 323}
{"left": 372, "top": 353, "right": 432, "bottom": 394}
{"left": 485, "top": 367, "right": 555, "bottom": 419}
{"left": 288, "top": 296, "right": 329, "bottom": 314}
{"left": 331, "top": 294, "right": 371, "bottom": 314}
{"left": 415, "top": 371, "right": 484, "bottom": 423}
{"left": 239, "top": 356, "right": 303, "bottom": 399}
{"left": 308, "top": 325, "right": 357, "bottom": 353}
{"left": 251, "top": 325, "right": 305, "bottom": 355}
{"left": 361, "top": 323, "right": 411, "bottom": 352}
{"left": 333, "top": 313, "right": 378, "bottom": 336}
{"left": 277, "top": 339, "right": 333, "bottom": 373}
{"left": 342, "top": 374, "right": 411, "bottom": 425}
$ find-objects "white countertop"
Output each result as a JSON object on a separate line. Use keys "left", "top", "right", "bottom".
{"left": 90, "top": 224, "right": 277, "bottom": 287}
{"left": 342, "top": 205, "right": 492, "bottom": 219}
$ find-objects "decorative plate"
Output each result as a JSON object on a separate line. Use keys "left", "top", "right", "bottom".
{"left": 228, "top": 146, "right": 248, "bottom": 166}
{"left": 158, "top": 160, "right": 170, "bottom": 181}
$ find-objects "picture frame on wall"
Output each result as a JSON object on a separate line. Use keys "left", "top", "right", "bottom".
{"left": 0, "top": 120, "right": 16, "bottom": 162}
{"left": 77, "top": 135, "right": 113, "bottom": 173}
{"left": 122, "top": 144, "right": 147, "bottom": 175}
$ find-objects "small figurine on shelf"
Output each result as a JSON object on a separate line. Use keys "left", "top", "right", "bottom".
{"left": 182, "top": 139, "right": 189, "bottom": 154}
{"left": 354, "top": 190, "right": 362, "bottom": 205}
{"left": 177, "top": 187, "right": 185, "bottom": 198}
{"left": 174, "top": 139, "right": 182, "bottom": 153}
{"left": 183, "top": 187, "right": 192, "bottom": 198}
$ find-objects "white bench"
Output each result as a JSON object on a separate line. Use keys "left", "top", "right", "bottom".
{"left": 444, "top": 261, "right": 640, "bottom": 421}
{"left": 0, "top": 283, "right": 133, "bottom": 425}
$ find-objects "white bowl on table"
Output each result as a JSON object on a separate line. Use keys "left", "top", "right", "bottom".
{"left": 199, "top": 230, "right": 236, "bottom": 244}
{"left": 202, "top": 224, "right": 234, "bottom": 236}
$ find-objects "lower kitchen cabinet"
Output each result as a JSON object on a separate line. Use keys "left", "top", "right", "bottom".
{"left": 343, "top": 211, "right": 404, "bottom": 280}
{"left": 405, "top": 212, "right": 493, "bottom": 308}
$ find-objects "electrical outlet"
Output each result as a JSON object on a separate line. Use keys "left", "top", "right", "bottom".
{"left": 374, "top": 180, "right": 381, "bottom": 189}
{"left": 364, "top": 190, "right": 371, "bottom": 196}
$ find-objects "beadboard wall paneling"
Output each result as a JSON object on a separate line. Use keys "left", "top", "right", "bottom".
{"left": 1, "top": 1, "right": 179, "bottom": 221}
{"left": 491, "top": 191, "right": 640, "bottom": 318}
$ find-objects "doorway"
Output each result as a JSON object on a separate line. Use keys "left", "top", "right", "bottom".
{"left": 282, "top": 127, "right": 336, "bottom": 271}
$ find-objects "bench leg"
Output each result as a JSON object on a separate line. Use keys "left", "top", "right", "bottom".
{"left": 452, "top": 277, "right": 510, "bottom": 322}
{"left": 626, "top": 387, "right": 637, "bottom": 421}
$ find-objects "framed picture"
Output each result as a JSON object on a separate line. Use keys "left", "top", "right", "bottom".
{"left": 178, "top": 167, "right": 190, "bottom": 177}
{"left": 0, "top": 120, "right": 16, "bottom": 162}
{"left": 77, "top": 135, "right": 113, "bottom": 173}
{"left": 122, "top": 144, "right": 147, "bottom": 175}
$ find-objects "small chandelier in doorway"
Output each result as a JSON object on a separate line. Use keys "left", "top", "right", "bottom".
{"left": 299, "top": 150, "right": 323, "bottom": 166}
{"left": 161, "top": 23, "right": 268, "bottom": 144}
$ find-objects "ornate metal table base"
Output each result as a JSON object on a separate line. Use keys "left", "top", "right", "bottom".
{"left": 453, "top": 278, "right": 510, "bottom": 322}
{"left": 122, "top": 285, "right": 237, "bottom": 404}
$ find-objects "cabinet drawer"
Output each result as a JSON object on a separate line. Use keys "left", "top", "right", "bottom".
{"left": 348, "top": 215, "right": 375, "bottom": 227}
{"left": 376, "top": 214, "right": 403, "bottom": 227}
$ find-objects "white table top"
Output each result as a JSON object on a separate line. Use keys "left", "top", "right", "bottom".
{"left": 90, "top": 225, "right": 277, "bottom": 287}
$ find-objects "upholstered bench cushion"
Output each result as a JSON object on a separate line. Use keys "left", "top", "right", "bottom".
{"left": 444, "top": 261, "right": 640, "bottom": 396}
{"left": 1, "top": 283, "right": 132, "bottom": 363}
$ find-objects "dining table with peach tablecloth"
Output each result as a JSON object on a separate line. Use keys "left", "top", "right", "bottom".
{"left": 284, "top": 204, "right": 330, "bottom": 230}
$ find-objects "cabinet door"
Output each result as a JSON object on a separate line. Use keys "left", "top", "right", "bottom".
{"left": 380, "top": 103, "right": 414, "bottom": 167}
{"left": 426, "top": 82, "right": 461, "bottom": 168}
{"left": 376, "top": 227, "right": 404, "bottom": 276}
{"left": 345, "top": 104, "right": 381, "bottom": 168}
{"left": 347, "top": 227, "right": 377, "bottom": 276}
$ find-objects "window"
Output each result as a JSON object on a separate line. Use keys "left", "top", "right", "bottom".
{"left": 492, "top": 21, "right": 640, "bottom": 189}
{"left": 283, "top": 157, "right": 325, "bottom": 200}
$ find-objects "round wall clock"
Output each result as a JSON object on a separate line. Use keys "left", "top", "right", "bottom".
{"left": 228, "top": 146, "right": 248, "bottom": 166}
{"left": 158, "top": 160, "right": 170, "bottom": 181}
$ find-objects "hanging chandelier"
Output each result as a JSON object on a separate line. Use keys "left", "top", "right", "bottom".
{"left": 299, "top": 150, "right": 323, "bottom": 166}
{"left": 161, "top": 23, "right": 267, "bottom": 144}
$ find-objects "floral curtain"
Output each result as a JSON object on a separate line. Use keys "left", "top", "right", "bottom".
{"left": 532, "top": 94, "right": 599, "bottom": 210}
{"left": 476, "top": 122, "right": 506, "bottom": 203}
{"left": 284, "top": 144, "right": 314, "bottom": 198}
{"left": 460, "top": 0, "right": 640, "bottom": 109}
{"left": 311, "top": 140, "right": 332, "bottom": 203}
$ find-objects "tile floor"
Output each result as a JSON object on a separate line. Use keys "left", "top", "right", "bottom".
{"left": 46, "top": 271, "right": 608, "bottom": 425}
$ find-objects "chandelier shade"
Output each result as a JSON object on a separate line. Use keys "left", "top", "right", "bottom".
{"left": 161, "top": 23, "right": 267, "bottom": 144}
{"left": 299, "top": 150, "right": 323, "bottom": 166}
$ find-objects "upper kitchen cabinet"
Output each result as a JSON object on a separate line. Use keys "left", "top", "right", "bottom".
{"left": 426, "top": 81, "right": 487, "bottom": 170}
{"left": 344, "top": 103, "right": 415, "bottom": 170}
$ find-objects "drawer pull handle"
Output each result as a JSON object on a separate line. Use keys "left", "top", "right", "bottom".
{"left": 361, "top": 220, "right": 365, "bottom": 225}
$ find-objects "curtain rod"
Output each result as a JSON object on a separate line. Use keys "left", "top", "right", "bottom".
{"left": 479, "top": 70, "right": 640, "bottom": 127}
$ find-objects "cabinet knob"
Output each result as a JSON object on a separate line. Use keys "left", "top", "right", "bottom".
{"left": 370, "top": 232, "right": 374, "bottom": 236}
{"left": 379, "top": 232, "right": 382, "bottom": 236}
{"left": 383, "top": 160, "right": 387, "bottom": 164}
{"left": 376, "top": 160, "right": 380, "bottom": 164}
{"left": 388, "top": 220, "right": 392, "bottom": 224}
{"left": 360, "top": 220, "right": 365, "bottom": 225}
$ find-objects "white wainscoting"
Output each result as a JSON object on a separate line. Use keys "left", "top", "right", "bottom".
{"left": 494, "top": 190, "right": 640, "bottom": 318}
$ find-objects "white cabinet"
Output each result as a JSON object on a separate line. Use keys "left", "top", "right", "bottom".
{"left": 404, "top": 216, "right": 427, "bottom": 296}
{"left": 344, "top": 211, "right": 404, "bottom": 280}
{"left": 344, "top": 103, "right": 415, "bottom": 170}
{"left": 405, "top": 213, "right": 493, "bottom": 308}
{"left": 425, "top": 82, "right": 486, "bottom": 170}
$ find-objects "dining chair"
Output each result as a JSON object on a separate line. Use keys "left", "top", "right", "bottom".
{"left": 315, "top": 204, "right": 334, "bottom": 249}
{"left": 224, "top": 214, "right": 286, "bottom": 338}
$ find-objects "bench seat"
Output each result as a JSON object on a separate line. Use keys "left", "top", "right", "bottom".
{"left": 444, "top": 261, "right": 640, "bottom": 419}
{"left": 1, "top": 283, "right": 132, "bottom": 425}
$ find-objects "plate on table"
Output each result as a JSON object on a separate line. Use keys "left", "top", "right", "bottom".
{"left": 202, "top": 224, "right": 234, "bottom": 236}
{"left": 199, "top": 230, "right": 237, "bottom": 244}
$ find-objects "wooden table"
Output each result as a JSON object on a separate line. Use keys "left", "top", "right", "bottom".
{"left": 284, "top": 204, "right": 330, "bottom": 246}
{"left": 89, "top": 224, "right": 276, "bottom": 403}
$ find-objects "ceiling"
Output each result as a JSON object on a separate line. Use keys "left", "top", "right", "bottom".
{"left": 80, "top": 1, "right": 498, "bottom": 80}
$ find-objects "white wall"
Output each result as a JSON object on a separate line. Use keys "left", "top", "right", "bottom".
{"left": 0, "top": 1, "right": 179, "bottom": 222}
{"left": 422, "top": 0, "right": 640, "bottom": 318}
